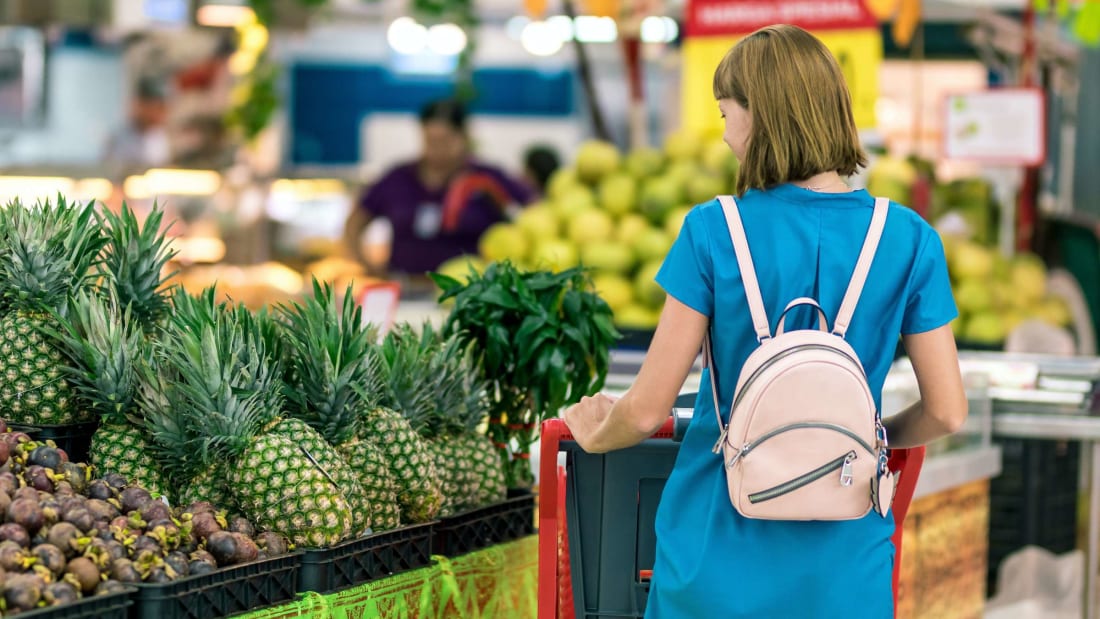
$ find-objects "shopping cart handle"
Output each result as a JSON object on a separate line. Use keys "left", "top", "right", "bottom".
{"left": 671, "top": 408, "right": 692, "bottom": 442}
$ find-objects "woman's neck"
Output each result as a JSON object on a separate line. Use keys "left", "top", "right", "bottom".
{"left": 791, "top": 171, "right": 851, "bottom": 193}
{"left": 419, "top": 159, "right": 467, "bottom": 191}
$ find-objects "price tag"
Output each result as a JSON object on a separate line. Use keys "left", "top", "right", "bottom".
{"left": 356, "top": 281, "right": 402, "bottom": 336}
{"left": 943, "top": 88, "right": 1045, "bottom": 166}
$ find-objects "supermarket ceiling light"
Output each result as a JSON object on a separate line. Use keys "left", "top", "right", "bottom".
{"left": 640, "top": 16, "right": 678, "bottom": 43}
{"left": 506, "top": 15, "right": 530, "bottom": 40}
{"left": 547, "top": 15, "right": 575, "bottom": 42}
{"left": 427, "top": 23, "right": 467, "bottom": 56}
{"left": 387, "top": 17, "right": 428, "bottom": 55}
{"left": 574, "top": 16, "right": 617, "bottom": 43}
{"left": 196, "top": 4, "right": 255, "bottom": 27}
{"left": 521, "top": 20, "right": 564, "bottom": 56}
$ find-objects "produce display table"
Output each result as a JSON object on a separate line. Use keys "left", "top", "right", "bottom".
{"left": 235, "top": 536, "right": 538, "bottom": 619}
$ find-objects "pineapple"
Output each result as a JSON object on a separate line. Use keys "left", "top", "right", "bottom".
{"left": 48, "top": 290, "right": 166, "bottom": 494}
{"left": 443, "top": 333, "right": 506, "bottom": 507}
{"left": 155, "top": 294, "right": 355, "bottom": 547}
{"left": 398, "top": 324, "right": 505, "bottom": 515}
{"left": 371, "top": 328, "right": 444, "bottom": 523}
{"left": 0, "top": 198, "right": 108, "bottom": 425}
{"left": 72, "top": 202, "right": 178, "bottom": 493}
{"left": 278, "top": 281, "right": 399, "bottom": 532}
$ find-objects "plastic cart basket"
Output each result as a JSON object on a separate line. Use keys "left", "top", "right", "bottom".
{"left": 538, "top": 409, "right": 926, "bottom": 619}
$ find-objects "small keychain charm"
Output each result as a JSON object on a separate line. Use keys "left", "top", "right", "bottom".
{"left": 870, "top": 469, "right": 897, "bottom": 518}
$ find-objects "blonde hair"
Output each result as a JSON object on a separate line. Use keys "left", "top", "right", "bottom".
{"left": 713, "top": 24, "right": 867, "bottom": 195}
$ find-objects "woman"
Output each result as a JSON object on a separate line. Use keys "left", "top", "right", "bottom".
{"left": 344, "top": 99, "right": 534, "bottom": 276}
{"left": 563, "top": 25, "right": 968, "bottom": 618}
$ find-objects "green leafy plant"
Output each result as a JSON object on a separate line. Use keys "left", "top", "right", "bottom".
{"left": 431, "top": 261, "right": 620, "bottom": 487}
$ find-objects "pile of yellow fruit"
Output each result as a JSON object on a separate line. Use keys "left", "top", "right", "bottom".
{"left": 944, "top": 237, "right": 1072, "bottom": 345}
{"left": 438, "top": 131, "right": 738, "bottom": 330}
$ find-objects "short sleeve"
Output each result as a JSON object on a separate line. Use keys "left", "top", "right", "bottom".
{"left": 655, "top": 209, "right": 714, "bottom": 318}
{"left": 901, "top": 230, "right": 958, "bottom": 335}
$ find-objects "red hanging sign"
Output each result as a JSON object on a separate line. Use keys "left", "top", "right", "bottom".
{"left": 685, "top": 0, "right": 878, "bottom": 38}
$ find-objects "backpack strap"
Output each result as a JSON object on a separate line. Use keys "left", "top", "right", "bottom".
{"left": 717, "top": 195, "right": 771, "bottom": 343}
{"left": 832, "top": 197, "right": 889, "bottom": 338}
{"left": 703, "top": 331, "right": 728, "bottom": 453}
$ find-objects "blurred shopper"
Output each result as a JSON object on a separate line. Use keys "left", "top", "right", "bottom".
{"left": 562, "top": 25, "right": 967, "bottom": 618}
{"left": 522, "top": 143, "right": 561, "bottom": 197}
{"left": 103, "top": 76, "right": 171, "bottom": 175}
{"left": 344, "top": 98, "right": 534, "bottom": 276}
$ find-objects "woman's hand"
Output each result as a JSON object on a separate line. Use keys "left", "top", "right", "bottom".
{"left": 563, "top": 393, "right": 618, "bottom": 453}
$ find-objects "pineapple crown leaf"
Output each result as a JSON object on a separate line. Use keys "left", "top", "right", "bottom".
{"left": 277, "top": 278, "right": 377, "bottom": 444}
{"left": 0, "top": 197, "right": 108, "bottom": 313}
{"left": 97, "top": 201, "right": 179, "bottom": 334}
{"left": 135, "top": 349, "right": 202, "bottom": 484}
{"left": 42, "top": 289, "right": 144, "bottom": 426}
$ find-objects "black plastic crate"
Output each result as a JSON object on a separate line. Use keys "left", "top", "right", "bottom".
{"left": 9, "top": 421, "right": 98, "bottom": 464}
{"left": 432, "top": 489, "right": 536, "bottom": 558}
{"left": 298, "top": 522, "right": 434, "bottom": 594}
{"left": 129, "top": 552, "right": 302, "bottom": 619}
{"left": 14, "top": 588, "right": 133, "bottom": 619}
{"left": 987, "top": 438, "right": 1080, "bottom": 595}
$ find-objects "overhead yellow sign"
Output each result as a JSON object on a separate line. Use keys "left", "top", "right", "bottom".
{"left": 681, "top": 27, "right": 883, "bottom": 136}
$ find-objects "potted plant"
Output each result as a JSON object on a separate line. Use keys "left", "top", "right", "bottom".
{"left": 431, "top": 260, "right": 619, "bottom": 487}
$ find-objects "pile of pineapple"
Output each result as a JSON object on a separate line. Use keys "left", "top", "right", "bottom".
{"left": 0, "top": 196, "right": 506, "bottom": 553}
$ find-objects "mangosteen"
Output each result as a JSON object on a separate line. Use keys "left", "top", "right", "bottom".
{"left": 0, "top": 472, "right": 17, "bottom": 496}
{"left": 188, "top": 559, "right": 216, "bottom": 576}
{"left": 103, "top": 474, "right": 127, "bottom": 490}
{"left": 86, "top": 499, "right": 120, "bottom": 524}
{"left": 46, "top": 522, "right": 80, "bottom": 556}
{"left": 27, "top": 446, "right": 62, "bottom": 471}
{"left": 227, "top": 516, "right": 255, "bottom": 538}
{"left": 0, "top": 523, "right": 30, "bottom": 548}
{"left": 53, "top": 481, "right": 74, "bottom": 497}
{"left": 31, "top": 543, "right": 66, "bottom": 575}
{"left": 119, "top": 487, "right": 153, "bottom": 514}
{"left": 96, "top": 580, "right": 129, "bottom": 595}
{"left": 255, "top": 531, "right": 289, "bottom": 557}
{"left": 190, "top": 512, "right": 221, "bottom": 540}
{"left": 0, "top": 440, "right": 10, "bottom": 467}
{"left": 102, "top": 539, "right": 126, "bottom": 562}
{"left": 8, "top": 498, "right": 44, "bottom": 535}
{"left": 22, "top": 465, "right": 53, "bottom": 492}
{"left": 132, "top": 536, "right": 162, "bottom": 557}
{"left": 164, "top": 551, "right": 189, "bottom": 578}
{"left": 62, "top": 506, "right": 95, "bottom": 534}
{"left": 4, "top": 572, "right": 43, "bottom": 611}
{"left": 109, "top": 558, "right": 141, "bottom": 583}
{"left": 42, "top": 580, "right": 79, "bottom": 606}
{"left": 109, "top": 516, "right": 129, "bottom": 532}
{"left": 57, "top": 462, "right": 87, "bottom": 494}
{"left": 231, "top": 532, "right": 258, "bottom": 564}
{"left": 0, "top": 541, "right": 27, "bottom": 571}
{"left": 12, "top": 486, "right": 38, "bottom": 503}
{"left": 141, "top": 501, "right": 170, "bottom": 523}
{"left": 66, "top": 557, "right": 100, "bottom": 593}
{"left": 186, "top": 501, "right": 216, "bottom": 515}
{"left": 0, "top": 419, "right": 7, "bottom": 434}
{"left": 86, "top": 480, "right": 114, "bottom": 501}
{"left": 206, "top": 529, "right": 243, "bottom": 567}
{"left": 146, "top": 565, "right": 173, "bottom": 584}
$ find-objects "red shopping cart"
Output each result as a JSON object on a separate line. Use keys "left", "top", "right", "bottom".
{"left": 538, "top": 414, "right": 926, "bottom": 619}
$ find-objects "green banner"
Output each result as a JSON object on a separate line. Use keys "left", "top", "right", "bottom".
{"left": 237, "top": 536, "right": 538, "bottom": 619}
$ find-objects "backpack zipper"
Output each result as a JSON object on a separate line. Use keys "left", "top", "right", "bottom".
{"left": 714, "top": 343, "right": 869, "bottom": 454}
{"left": 724, "top": 422, "right": 873, "bottom": 468}
{"left": 747, "top": 451, "right": 857, "bottom": 504}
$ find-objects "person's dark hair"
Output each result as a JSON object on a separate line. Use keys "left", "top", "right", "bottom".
{"left": 524, "top": 145, "right": 561, "bottom": 193}
{"left": 418, "top": 98, "right": 467, "bottom": 132}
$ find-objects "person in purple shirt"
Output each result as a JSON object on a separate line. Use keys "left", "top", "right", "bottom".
{"left": 344, "top": 99, "right": 535, "bottom": 276}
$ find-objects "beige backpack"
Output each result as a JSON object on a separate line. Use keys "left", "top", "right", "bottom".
{"left": 707, "top": 194, "right": 895, "bottom": 521}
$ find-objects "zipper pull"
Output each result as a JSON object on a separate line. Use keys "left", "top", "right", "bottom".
{"left": 726, "top": 445, "right": 748, "bottom": 469}
{"left": 839, "top": 452, "right": 856, "bottom": 487}
{"left": 876, "top": 418, "right": 889, "bottom": 449}
{"left": 712, "top": 425, "right": 730, "bottom": 454}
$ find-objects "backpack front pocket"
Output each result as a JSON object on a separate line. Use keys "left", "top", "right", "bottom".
{"left": 747, "top": 451, "right": 856, "bottom": 504}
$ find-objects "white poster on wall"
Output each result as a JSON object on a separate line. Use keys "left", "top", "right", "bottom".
{"left": 943, "top": 88, "right": 1045, "bottom": 166}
